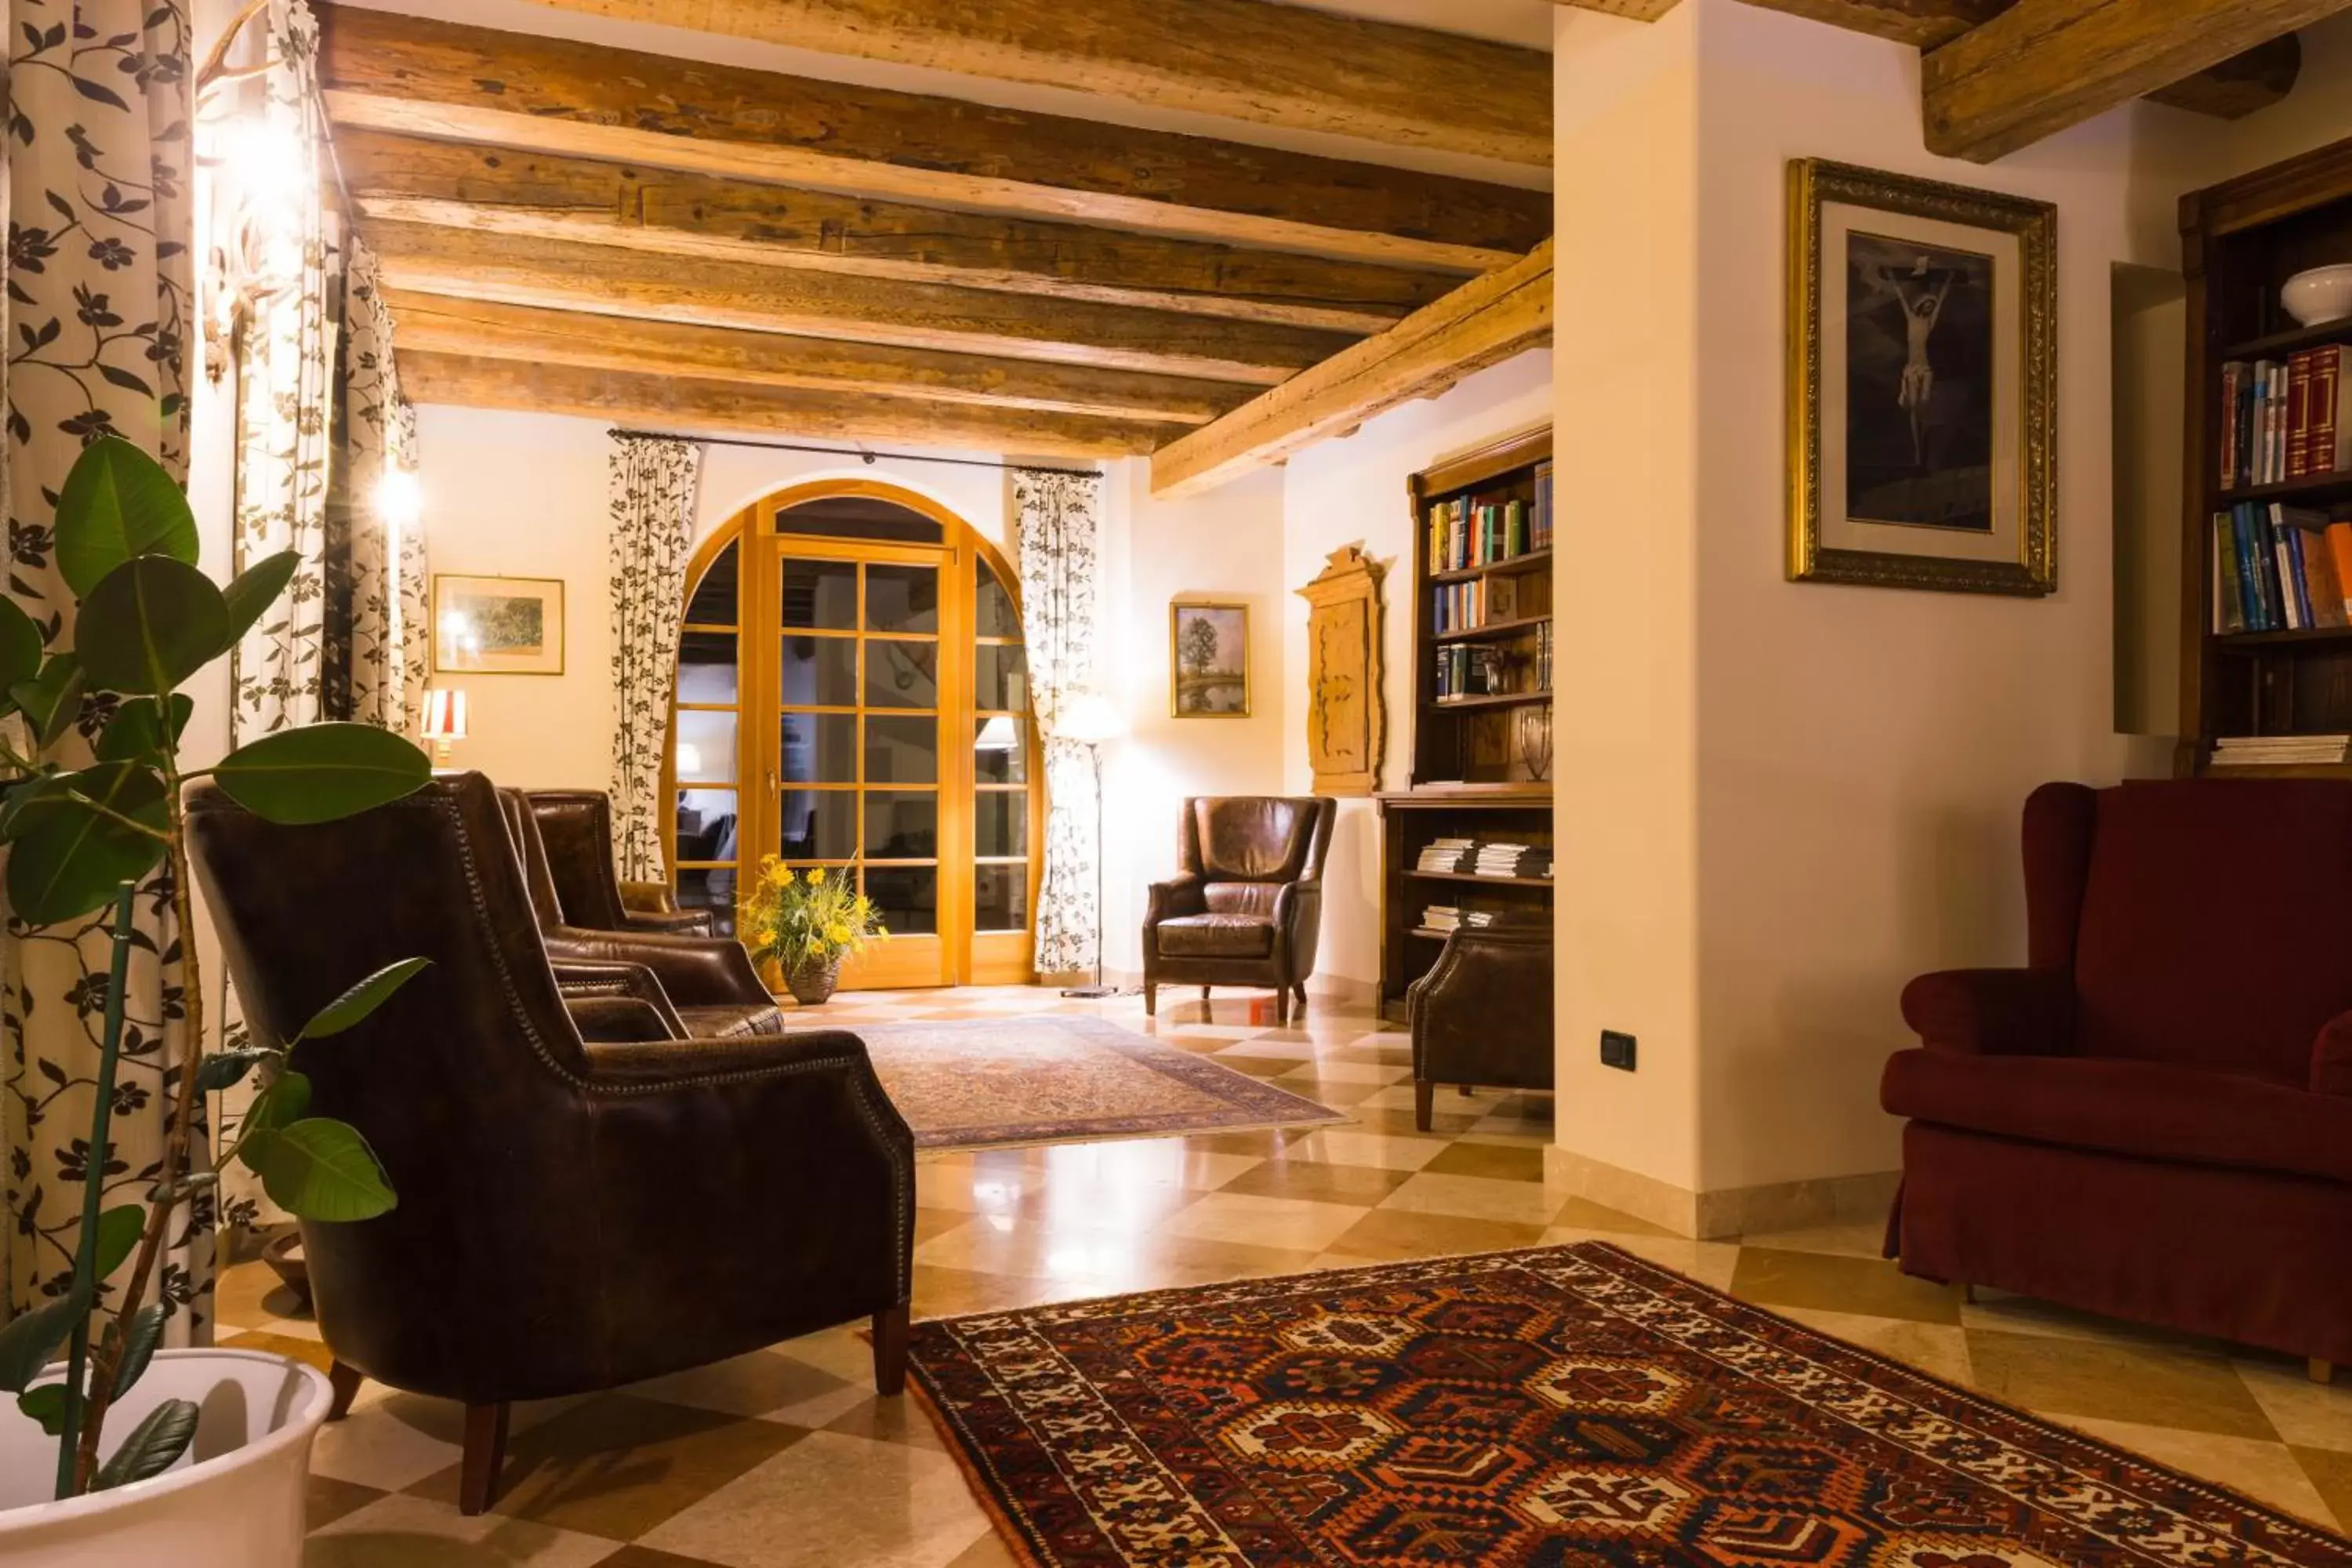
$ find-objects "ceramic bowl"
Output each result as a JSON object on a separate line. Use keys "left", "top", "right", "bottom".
{"left": 2283, "top": 263, "right": 2352, "bottom": 328}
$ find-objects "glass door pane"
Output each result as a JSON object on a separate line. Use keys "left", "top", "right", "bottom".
{"left": 973, "top": 560, "right": 1028, "bottom": 936}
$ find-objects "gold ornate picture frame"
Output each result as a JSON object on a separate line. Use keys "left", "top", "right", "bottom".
{"left": 1297, "top": 545, "right": 1386, "bottom": 797}
{"left": 1788, "top": 158, "right": 2056, "bottom": 597}
{"left": 432, "top": 573, "right": 567, "bottom": 675}
{"left": 1169, "top": 601, "right": 1250, "bottom": 717}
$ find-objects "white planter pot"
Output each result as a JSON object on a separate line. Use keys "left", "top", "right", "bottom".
{"left": 0, "top": 1348, "right": 329, "bottom": 1568}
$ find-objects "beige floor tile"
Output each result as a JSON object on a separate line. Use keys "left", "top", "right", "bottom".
{"left": 1282, "top": 1129, "right": 1450, "bottom": 1171}
{"left": 1772, "top": 1305, "right": 1974, "bottom": 1385}
{"left": 1254, "top": 1075, "right": 1385, "bottom": 1107}
{"left": 909, "top": 1263, "right": 1064, "bottom": 1318}
{"left": 1730, "top": 1247, "right": 1963, "bottom": 1326}
{"left": 2060, "top": 1417, "right": 2339, "bottom": 1528}
{"left": 1965, "top": 1328, "right": 2278, "bottom": 1440}
{"left": 637, "top": 1431, "right": 989, "bottom": 1568}
{"left": 304, "top": 1491, "right": 626, "bottom": 1567}
{"left": 1379, "top": 1171, "right": 1570, "bottom": 1227}
{"left": 1548, "top": 1198, "right": 1675, "bottom": 1237}
{"left": 309, "top": 1397, "right": 466, "bottom": 1493}
{"left": 2236, "top": 1356, "right": 2352, "bottom": 1451}
{"left": 1327, "top": 1207, "right": 1548, "bottom": 1262}
{"left": 2294, "top": 1445, "right": 2352, "bottom": 1531}
{"left": 1736, "top": 1221, "right": 1888, "bottom": 1258}
{"left": 622, "top": 1348, "right": 853, "bottom": 1421}
{"left": 943, "top": 1531, "right": 1026, "bottom": 1568}
{"left": 1347, "top": 1105, "right": 1483, "bottom": 1138}
{"left": 1958, "top": 1288, "right": 2234, "bottom": 1352}
{"left": 1422, "top": 1141, "right": 1548, "bottom": 1181}
{"left": 308, "top": 1475, "right": 390, "bottom": 1533}
{"left": 1554, "top": 1230, "right": 1743, "bottom": 1291}
{"left": 1157, "top": 1190, "right": 1372, "bottom": 1252}
{"left": 1217, "top": 1159, "right": 1415, "bottom": 1207}
{"left": 1272, "top": 1058, "right": 1408, "bottom": 1084}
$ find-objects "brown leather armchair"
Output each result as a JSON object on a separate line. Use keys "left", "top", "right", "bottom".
{"left": 184, "top": 772, "right": 914, "bottom": 1515}
{"left": 526, "top": 787, "right": 716, "bottom": 937}
{"left": 1142, "top": 796, "right": 1335, "bottom": 1024}
{"left": 495, "top": 788, "right": 786, "bottom": 1039}
{"left": 1407, "top": 925, "right": 1554, "bottom": 1131}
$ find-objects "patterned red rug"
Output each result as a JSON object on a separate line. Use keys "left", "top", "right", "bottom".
{"left": 909, "top": 1241, "right": 2352, "bottom": 1568}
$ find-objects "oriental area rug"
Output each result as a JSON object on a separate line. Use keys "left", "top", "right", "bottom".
{"left": 858, "top": 1015, "right": 1341, "bottom": 1151}
{"left": 909, "top": 1241, "right": 2352, "bottom": 1568}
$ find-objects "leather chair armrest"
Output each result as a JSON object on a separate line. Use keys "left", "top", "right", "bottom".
{"left": 1145, "top": 873, "right": 1206, "bottom": 927}
{"left": 620, "top": 880, "right": 681, "bottom": 915}
{"left": 545, "top": 927, "right": 773, "bottom": 1009}
{"left": 554, "top": 960, "right": 689, "bottom": 1038}
{"left": 569, "top": 996, "right": 680, "bottom": 1043}
{"left": 2314, "top": 1011, "right": 2352, "bottom": 1097}
{"left": 623, "top": 909, "right": 719, "bottom": 937}
{"left": 1899, "top": 967, "right": 2074, "bottom": 1055}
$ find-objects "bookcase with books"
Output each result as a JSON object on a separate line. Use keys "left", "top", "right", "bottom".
{"left": 2180, "top": 136, "right": 2352, "bottom": 777}
{"left": 1376, "top": 426, "right": 1555, "bottom": 1022}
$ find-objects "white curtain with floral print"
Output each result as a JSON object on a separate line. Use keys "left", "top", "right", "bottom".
{"left": 1013, "top": 469, "right": 1104, "bottom": 978}
{"left": 608, "top": 435, "right": 703, "bottom": 883}
{"left": 2, "top": 0, "right": 212, "bottom": 1334}
{"left": 328, "top": 237, "right": 425, "bottom": 735}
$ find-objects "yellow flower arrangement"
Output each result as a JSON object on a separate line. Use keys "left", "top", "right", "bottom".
{"left": 739, "top": 854, "right": 886, "bottom": 975}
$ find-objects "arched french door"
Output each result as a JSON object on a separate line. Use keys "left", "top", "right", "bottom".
{"left": 665, "top": 480, "right": 1041, "bottom": 989}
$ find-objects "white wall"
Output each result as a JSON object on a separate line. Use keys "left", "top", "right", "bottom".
{"left": 1279, "top": 350, "right": 1553, "bottom": 989}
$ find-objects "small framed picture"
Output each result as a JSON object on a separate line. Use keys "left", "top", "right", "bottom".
{"left": 433, "top": 575, "right": 565, "bottom": 675}
{"left": 1787, "top": 158, "right": 2056, "bottom": 596}
{"left": 1170, "top": 601, "right": 1249, "bottom": 717}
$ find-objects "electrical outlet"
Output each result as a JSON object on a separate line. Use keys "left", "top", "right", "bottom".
{"left": 1599, "top": 1031, "right": 1637, "bottom": 1072}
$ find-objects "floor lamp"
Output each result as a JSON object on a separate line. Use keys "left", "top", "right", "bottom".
{"left": 1054, "top": 690, "right": 1127, "bottom": 999}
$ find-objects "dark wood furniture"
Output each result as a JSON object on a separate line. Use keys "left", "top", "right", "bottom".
{"left": 2178, "top": 134, "right": 2352, "bottom": 776}
{"left": 1143, "top": 796, "right": 1337, "bottom": 1025}
{"left": 1408, "top": 924, "right": 1553, "bottom": 1130}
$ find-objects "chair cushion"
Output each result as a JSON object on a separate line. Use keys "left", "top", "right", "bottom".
{"left": 1883, "top": 1047, "right": 2352, "bottom": 1185}
{"left": 679, "top": 1004, "right": 787, "bottom": 1038}
{"left": 1156, "top": 913, "right": 1276, "bottom": 958}
{"left": 1204, "top": 881, "right": 1282, "bottom": 918}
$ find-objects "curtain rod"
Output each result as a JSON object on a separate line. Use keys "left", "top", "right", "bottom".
{"left": 607, "top": 428, "right": 1101, "bottom": 479}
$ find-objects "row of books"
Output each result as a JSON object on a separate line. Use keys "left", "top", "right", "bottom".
{"left": 1414, "top": 838, "right": 1553, "bottom": 880}
{"left": 1432, "top": 575, "right": 1537, "bottom": 634}
{"left": 2220, "top": 347, "right": 2350, "bottom": 489}
{"left": 1416, "top": 837, "right": 1475, "bottom": 873}
{"left": 1421, "top": 906, "right": 1498, "bottom": 934}
{"left": 2211, "top": 734, "right": 2352, "bottom": 767}
{"left": 1425, "top": 461, "right": 1555, "bottom": 574}
{"left": 2210, "top": 502, "right": 2352, "bottom": 633}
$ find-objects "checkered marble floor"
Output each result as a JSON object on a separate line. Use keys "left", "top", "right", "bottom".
{"left": 217, "top": 985, "right": 2352, "bottom": 1566}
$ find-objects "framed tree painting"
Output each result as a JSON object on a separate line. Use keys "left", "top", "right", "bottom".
{"left": 434, "top": 574, "right": 566, "bottom": 674}
{"left": 1787, "top": 159, "right": 2056, "bottom": 596}
{"left": 1170, "top": 601, "right": 1250, "bottom": 717}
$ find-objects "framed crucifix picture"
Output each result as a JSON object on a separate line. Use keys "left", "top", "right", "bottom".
{"left": 1787, "top": 158, "right": 2056, "bottom": 597}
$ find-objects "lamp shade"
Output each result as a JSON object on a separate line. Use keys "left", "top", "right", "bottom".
{"left": 974, "top": 715, "right": 1019, "bottom": 752}
{"left": 1054, "top": 690, "right": 1125, "bottom": 746}
{"left": 420, "top": 688, "right": 468, "bottom": 742}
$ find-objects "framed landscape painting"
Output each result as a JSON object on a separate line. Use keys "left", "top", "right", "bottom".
{"left": 434, "top": 574, "right": 565, "bottom": 675}
{"left": 1170, "top": 601, "right": 1250, "bottom": 717}
{"left": 1787, "top": 158, "right": 2056, "bottom": 597}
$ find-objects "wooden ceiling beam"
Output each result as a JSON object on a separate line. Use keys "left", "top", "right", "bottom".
{"left": 1151, "top": 241, "right": 1552, "bottom": 498}
{"left": 368, "top": 221, "right": 1358, "bottom": 386}
{"left": 517, "top": 0, "right": 1551, "bottom": 166}
{"left": 335, "top": 130, "right": 1457, "bottom": 336}
{"left": 397, "top": 353, "right": 1185, "bottom": 459}
{"left": 314, "top": 5, "right": 1548, "bottom": 273}
{"left": 1922, "top": 0, "right": 2350, "bottom": 162}
{"left": 383, "top": 293, "right": 1251, "bottom": 425}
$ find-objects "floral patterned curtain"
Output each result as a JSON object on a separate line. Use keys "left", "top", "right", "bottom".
{"left": 608, "top": 434, "right": 702, "bottom": 882}
{"left": 1014, "top": 469, "right": 1104, "bottom": 977}
{"left": 324, "top": 238, "right": 425, "bottom": 732}
{"left": 2, "top": 0, "right": 210, "bottom": 1332}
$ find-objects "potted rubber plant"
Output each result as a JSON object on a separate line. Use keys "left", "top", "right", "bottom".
{"left": 0, "top": 437, "right": 432, "bottom": 1567}
{"left": 739, "top": 855, "right": 886, "bottom": 1004}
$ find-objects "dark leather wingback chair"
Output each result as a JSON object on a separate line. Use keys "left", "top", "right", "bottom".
{"left": 495, "top": 788, "right": 785, "bottom": 1039}
{"left": 525, "top": 788, "right": 715, "bottom": 937}
{"left": 1407, "top": 925, "right": 1554, "bottom": 1130}
{"left": 184, "top": 773, "right": 914, "bottom": 1515}
{"left": 1142, "top": 796, "right": 1335, "bottom": 1024}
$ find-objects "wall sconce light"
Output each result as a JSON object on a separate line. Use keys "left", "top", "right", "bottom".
{"left": 376, "top": 466, "right": 423, "bottom": 531}
{"left": 420, "top": 688, "right": 470, "bottom": 768}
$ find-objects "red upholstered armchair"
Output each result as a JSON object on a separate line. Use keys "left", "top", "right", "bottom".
{"left": 1884, "top": 779, "right": 2352, "bottom": 1380}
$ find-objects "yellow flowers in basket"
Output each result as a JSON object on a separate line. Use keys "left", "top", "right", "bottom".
{"left": 738, "top": 854, "right": 887, "bottom": 975}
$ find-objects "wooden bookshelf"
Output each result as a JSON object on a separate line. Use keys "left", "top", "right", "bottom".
{"left": 2179, "top": 135, "right": 2352, "bottom": 779}
{"left": 1376, "top": 426, "right": 1555, "bottom": 1021}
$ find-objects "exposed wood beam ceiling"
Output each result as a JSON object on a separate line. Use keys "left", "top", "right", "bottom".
{"left": 1922, "top": 0, "right": 2351, "bottom": 162}
{"left": 1152, "top": 241, "right": 1554, "bottom": 498}
{"left": 509, "top": 0, "right": 1554, "bottom": 165}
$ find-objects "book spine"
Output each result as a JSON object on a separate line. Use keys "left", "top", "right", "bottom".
{"left": 2221, "top": 362, "right": 2244, "bottom": 488}
{"left": 2233, "top": 504, "right": 2267, "bottom": 629}
{"left": 2328, "top": 520, "right": 2352, "bottom": 623}
{"left": 2216, "top": 514, "right": 2245, "bottom": 634}
{"left": 2274, "top": 512, "right": 2303, "bottom": 629}
{"left": 2281, "top": 506, "right": 2312, "bottom": 629}
{"left": 2288, "top": 351, "right": 2312, "bottom": 481}
{"left": 2256, "top": 503, "right": 2286, "bottom": 628}
{"left": 2316, "top": 347, "right": 2345, "bottom": 476}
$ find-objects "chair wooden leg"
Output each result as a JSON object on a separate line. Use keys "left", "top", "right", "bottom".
{"left": 1201, "top": 985, "right": 1211, "bottom": 1001}
{"left": 1276, "top": 988, "right": 1291, "bottom": 1025}
{"left": 1960, "top": 1283, "right": 1977, "bottom": 1305}
{"left": 2312, "top": 1358, "right": 2336, "bottom": 1385}
{"left": 1143, "top": 982, "right": 1156, "bottom": 1017}
{"left": 326, "top": 1359, "right": 365, "bottom": 1421}
{"left": 1294, "top": 982, "right": 1308, "bottom": 1015}
{"left": 458, "top": 1401, "right": 510, "bottom": 1517}
{"left": 1414, "top": 1080, "right": 1434, "bottom": 1132}
{"left": 873, "top": 1303, "right": 910, "bottom": 1397}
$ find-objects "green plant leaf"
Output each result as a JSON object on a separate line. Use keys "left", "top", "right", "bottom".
{"left": 90, "top": 1396, "right": 198, "bottom": 1491}
{"left": 90, "top": 1203, "right": 145, "bottom": 1282}
{"left": 17, "top": 1380, "right": 71, "bottom": 1436}
{"left": 195, "top": 1045, "right": 278, "bottom": 1092}
{"left": 298, "top": 957, "right": 431, "bottom": 1040}
{"left": 213, "top": 723, "right": 430, "bottom": 826}
{"left": 0, "top": 596, "right": 43, "bottom": 703}
{"left": 0, "top": 1293, "right": 81, "bottom": 1393}
{"left": 249, "top": 1118, "right": 397, "bottom": 1222}
{"left": 109, "top": 1304, "right": 166, "bottom": 1401}
{"left": 240, "top": 1070, "right": 310, "bottom": 1144}
{"left": 75, "top": 556, "right": 229, "bottom": 696}
{"left": 95, "top": 693, "right": 194, "bottom": 764}
{"left": 9, "top": 654, "right": 86, "bottom": 750}
{"left": 219, "top": 549, "right": 300, "bottom": 652}
{"left": 3, "top": 761, "right": 167, "bottom": 925}
{"left": 54, "top": 435, "right": 198, "bottom": 598}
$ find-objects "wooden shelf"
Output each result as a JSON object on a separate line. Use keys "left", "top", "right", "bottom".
{"left": 1406, "top": 869, "right": 1553, "bottom": 888}
{"left": 1379, "top": 784, "right": 1552, "bottom": 804}
{"left": 1434, "top": 614, "right": 1550, "bottom": 645}
{"left": 1428, "top": 550, "right": 1552, "bottom": 586}
{"left": 2213, "top": 470, "right": 2352, "bottom": 506}
{"left": 1425, "top": 689, "right": 1551, "bottom": 712}
{"left": 2215, "top": 625, "right": 2352, "bottom": 648}
{"left": 2220, "top": 320, "right": 2352, "bottom": 359}
{"left": 2205, "top": 760, "right": 2352, "bottom": 779}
